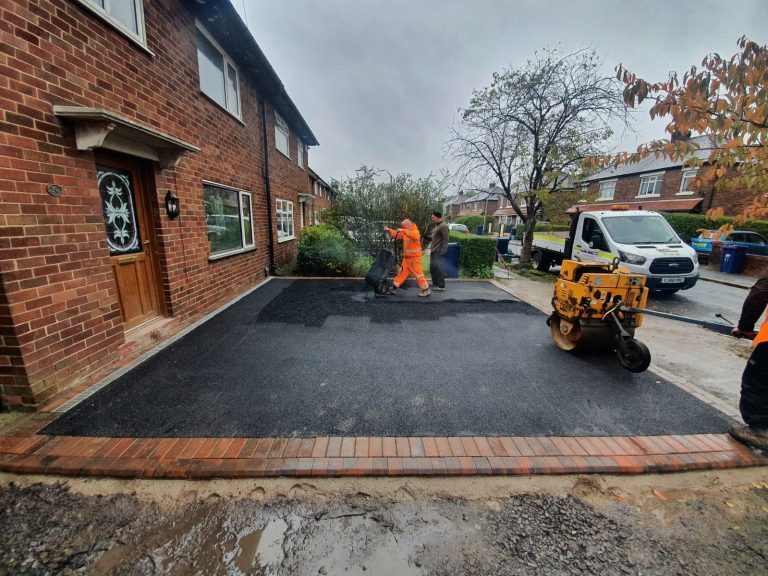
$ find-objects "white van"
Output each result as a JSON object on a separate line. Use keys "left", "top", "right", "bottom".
{"left": 529, "top": 209, "right": 699, "bottom": 293}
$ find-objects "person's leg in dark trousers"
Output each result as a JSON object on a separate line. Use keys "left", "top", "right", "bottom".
{"left": 740, "top": 342, "right": 768, "bottom": 429}
{"left": 430, "top": 253, "right": 446, "bottom": 289}
{"left": 731, "top": 342, "right": 768, "bottom": 450}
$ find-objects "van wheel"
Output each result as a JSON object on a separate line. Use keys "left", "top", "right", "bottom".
{"left": 531, "top": 250, "right": 550, "bottom": 272}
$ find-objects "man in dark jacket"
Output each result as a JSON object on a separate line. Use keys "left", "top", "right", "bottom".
{"left": 729, "top": 267, "right": 768, "bottom": 451}
{"left": 428, "top": 211, "right": 449, "bottom": 291}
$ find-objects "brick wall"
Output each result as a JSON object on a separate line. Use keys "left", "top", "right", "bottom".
{"left": 584, "top": 166, "right": 756, "bottom": 216}
{"left": 707, "top": 245, "right": 768, "bottom": 279}
{"left": 267, "top": 117, "right": 309, "bottom": 268}
{"left": 0, "top": 0, "right": 310, "bottom": 407}
{"left": 0, "top": 276, "right": 26, "bottom": 408}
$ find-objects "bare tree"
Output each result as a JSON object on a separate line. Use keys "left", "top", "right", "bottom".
{"left": 449, "top": 48, "right": 630, "bottom": 265}
{"left": 325, "top": 166, "right": 448, "bottom": 256}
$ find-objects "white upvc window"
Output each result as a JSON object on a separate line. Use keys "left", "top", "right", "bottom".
{"left": 75, "top": 0, "right": 148, "bottom": 49}
{"left": 297, "top": 141, "right": 305, "bottom": 169}
{"left": 678, "top": 169, "right": 697, "bottom": 195}
{"left": 276, "top": 199, "right": 295, "bottom": 242}
{"left": 597, "top": 180, "right": 616, "bottom": 200}
{"left": 275, "top": 113, "right": 290, "bottom": 157}
{"left": 203, "top": 182, "right": 255, "bottom": 259}
{"left": 637, "top": 173, "right": 664, "bottom": 197}
{"left": 196, "top": 24, "right": 241, "bottom": 119}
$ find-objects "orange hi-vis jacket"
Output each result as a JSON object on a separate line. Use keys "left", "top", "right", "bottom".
{"left": 755, "top": 313, "right": 768, "bottom": 346}
{"left": 386, "top": 223, "right": 428, "bottom": 290}
{"left": 386, "top": 224, "right": 423, "bottom": 258}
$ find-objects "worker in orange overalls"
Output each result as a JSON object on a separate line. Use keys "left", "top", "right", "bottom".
{"left": 385, "top": 219, "right": 431, "bottom": 297}
{"left": 730, "top": 267, "right": 768, "bottom": 451}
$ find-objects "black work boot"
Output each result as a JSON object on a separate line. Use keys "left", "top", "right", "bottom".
{"left": 729, "top": 425, "right": 768, "bottom": 451}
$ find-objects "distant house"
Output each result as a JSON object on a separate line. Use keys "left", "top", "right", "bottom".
{"left": 0, "top": 0, "right": 318, "bottom": 408}
{"left": 445, "top": 186, "right": 503, "bottom": 222}
{"left": 573, "top": 135, "right": 756, "bottom": 216}
{"left": 308, "top": 169, "right": 336, "bottom": 225}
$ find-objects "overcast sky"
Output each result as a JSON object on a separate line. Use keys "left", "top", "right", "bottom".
{"left": 234, "top": 0, "right": 766, "bottom": 184}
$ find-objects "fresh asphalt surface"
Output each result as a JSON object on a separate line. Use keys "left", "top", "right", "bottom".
{"left": 43, "top": 279, "right": 734, "bottom": 438}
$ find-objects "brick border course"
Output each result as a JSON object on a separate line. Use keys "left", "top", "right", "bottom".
{"left": 1, "top": 425, "right": 765, "bottom": 479}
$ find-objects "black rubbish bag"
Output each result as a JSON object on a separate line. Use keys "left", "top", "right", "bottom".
{"left": 365, "top": 248, "right": 396, "bottom": 295}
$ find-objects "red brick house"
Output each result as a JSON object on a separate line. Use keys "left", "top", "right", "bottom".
{"left": 444, "top": 187, "right": 502, "bottom": 222}
{"left": 0, "top": 0, "right": 318, "bottom": 408}
{"left": 575, "top": 135, "right": 758, "bottom": 216}
{"left": 308, "top": 168, "right": 335, "bottom": 225}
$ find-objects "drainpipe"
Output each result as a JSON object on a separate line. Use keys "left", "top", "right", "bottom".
{"left": 261, "top": 99, "right": 276, "bottom": 275}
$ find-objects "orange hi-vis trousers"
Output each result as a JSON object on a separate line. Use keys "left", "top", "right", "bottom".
{"left": 393, "top": 257, "right": 429, "bottom": 290}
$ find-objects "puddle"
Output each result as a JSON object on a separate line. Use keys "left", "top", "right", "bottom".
{"left": 233, "top": 529, "right": 262, "bottom": 573}
{"left": 91, "top": 500, "right": 456, "bottom": 575}
{"left": 256, "top": 517, "right": 289, "bottom": 569}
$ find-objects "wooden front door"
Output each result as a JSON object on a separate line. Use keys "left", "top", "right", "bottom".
{"left": 96, "top": 157, "right": 162, "bottom": 329}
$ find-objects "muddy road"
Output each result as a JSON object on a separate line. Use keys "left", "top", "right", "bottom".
{"left": 2, "top": 471, "right": 767, "bottom": 575}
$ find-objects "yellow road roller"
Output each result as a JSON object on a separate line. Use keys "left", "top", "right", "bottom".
{"left": 547, "top": 259, "right": 652, "bottom": 373}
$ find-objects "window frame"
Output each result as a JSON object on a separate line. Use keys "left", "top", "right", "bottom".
{"left": 297, "top": 141, "right": 305, "bottom": 169}
{"left": 275, "top": 112, "right": 290, "bottom": 158}
{"left": 203, "top": 181, "right": 255, "bottom": 261}
{"left": 597, "top": 180, "right": 616, "bottom": 201}
{"left": 637, "top": 172, "right": 664, "bottom": 198}
{"left": 276, "top": 198, "right": 295, "bottom": 242}
{"left": 196, "top": 22, "right": 242, "bottom": 121}
{"left": 74, "top": 0, "right": 151, "bottom": 54}
{"left": 678, "top": 169, "right": 697, "bottom": 195}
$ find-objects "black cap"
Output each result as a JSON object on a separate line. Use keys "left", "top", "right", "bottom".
{"left": 432, "top": 210, "right": 442, "bottom": 218}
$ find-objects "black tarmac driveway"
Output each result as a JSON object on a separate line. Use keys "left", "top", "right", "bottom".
{"left": 43, "top": 279, "right": 734, "bottom": 438}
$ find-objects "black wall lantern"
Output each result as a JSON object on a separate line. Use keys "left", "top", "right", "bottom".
{"left": 164, "top": 190, "right": 179, "bottom": 220}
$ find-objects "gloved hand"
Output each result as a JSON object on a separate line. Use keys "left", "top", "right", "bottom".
{"left": 731, "top": 327, "right": 757, "bottom": 339}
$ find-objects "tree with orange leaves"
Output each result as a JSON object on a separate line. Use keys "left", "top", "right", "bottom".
{"left": 590, "top": 36, "right": 767, "bottom": 223}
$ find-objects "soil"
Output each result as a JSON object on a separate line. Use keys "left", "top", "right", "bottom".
{"left": 2, "top": 470, "right": 767, "bottom": 575}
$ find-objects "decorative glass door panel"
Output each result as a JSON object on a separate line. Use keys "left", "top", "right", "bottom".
{"left": 98, "top": 167, "right": 142, "bottom": 255}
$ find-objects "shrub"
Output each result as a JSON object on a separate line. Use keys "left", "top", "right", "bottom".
{"left": 660, "top": 212, "right": 768, "bottom": 242}
{"left": 449, "top": 231, "right": 497, "bottom": 276}
{"left": 297, "top": 225, "right": 363, "bottom": 276}
{"left": 514, "top": 222, "right": 570, "bottom": 240}
{"left": 455, "top": 215, "right": 494, "bottom": 230}
{"left": 469, "top": 265, "right": 495, "bottom": 278}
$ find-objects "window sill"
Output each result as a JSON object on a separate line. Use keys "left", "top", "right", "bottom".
{"left": 597, "top": 198, "right": 614, "bottom": 202}
{"left": 276, "top": 148, "right": 291, "bottom": 160}
{"left": 676, "top": 191, "right": 696, "bottom": 196}
{"left": 208, "top": 246, "right": 257, "bottom": 262}
{"left": 278, "top": 235, "right": 296, "bottom": 243}
{"left": 635, "top": 194, "right": 660, "bottom": 199}
{"left": 72, "top": 0, "right": 154, "bottom": 57}
{"left": 200, "top": 92, "right": 245, "bottom": 126}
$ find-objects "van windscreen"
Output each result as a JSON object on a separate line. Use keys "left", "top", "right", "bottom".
{"left": 601, "top": 216, "right": 679, "bottom": 245}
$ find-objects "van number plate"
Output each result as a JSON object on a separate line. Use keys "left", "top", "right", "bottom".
{"left": 661, "top": 277, "right": 685, "bottom": 284}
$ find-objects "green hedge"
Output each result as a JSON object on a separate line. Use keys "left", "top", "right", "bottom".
{"left": 297, "top": 224, "right": 370, "bottom": 276}
{"left": 449, "top": 231, "right": 497, "bottom": 277}
{"left": 514, "top": 222, "right": 570, "bottom": 240}
{"left": 454, "top": 215, "right": 494, "bottom": 230}
{"left": 660, "top": 212, "right": 768, "bottom": 242}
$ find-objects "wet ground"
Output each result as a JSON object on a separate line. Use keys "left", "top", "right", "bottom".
{"left": 2, "top": 474, "right": 767, "bottom": 576}
{"left": 644, "top": 278, "right": 750, "bottom": 328}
